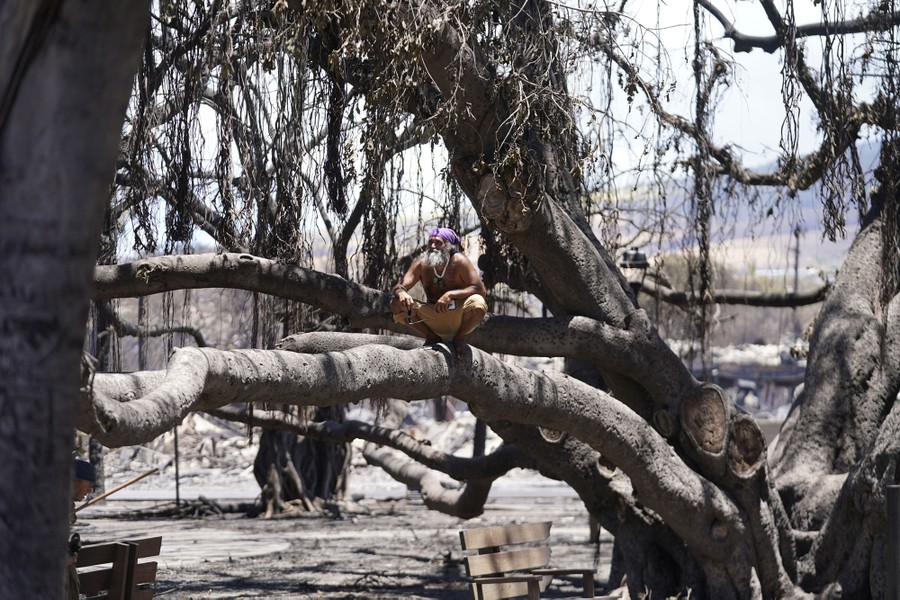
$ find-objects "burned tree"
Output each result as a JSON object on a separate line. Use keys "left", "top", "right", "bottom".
{"left": 4, "top": 0, "right": 900, "bottom": 598}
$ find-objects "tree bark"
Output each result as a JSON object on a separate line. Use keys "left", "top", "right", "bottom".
{"left": 766, "top": 195, "right": 900, "bottom": 597}
{"left": 0, "top": 2, "right": 148, "bottom": 598}
{"left": 771, "top": 214, "right": 899, "bottom": 533}
{"left": 252, "top": 407, "right": 350, "bottom": 515}
{"left": 94, "top": 255, "right": 691, "bottom": 403}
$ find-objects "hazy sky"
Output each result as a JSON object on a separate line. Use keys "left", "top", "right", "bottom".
{"left": 604, "top": 0, "right": 837, "bottom": 170}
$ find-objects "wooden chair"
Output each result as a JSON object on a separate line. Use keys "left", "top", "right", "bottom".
{"left": 459, "top": 521, "right": 595, "bottom": 599}
{"left": 77, "top": 536, "right": 162, "bottom": 600}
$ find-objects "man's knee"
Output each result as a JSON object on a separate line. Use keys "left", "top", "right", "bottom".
{"left": 462, "top": 294, "right": 488, "bottom": 315}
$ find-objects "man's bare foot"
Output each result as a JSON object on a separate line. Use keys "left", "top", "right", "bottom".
{"left": 452, "top": 338, "right": 468, "bottom": 359}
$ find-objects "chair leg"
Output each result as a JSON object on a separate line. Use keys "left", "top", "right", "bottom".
{"left": 582, "top": 572, "right": 595, "bottom": 597}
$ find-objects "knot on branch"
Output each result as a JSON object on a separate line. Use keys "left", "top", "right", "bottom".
{"left": 134, "top": 261, "right": 158, "bottom": 284}
{"left": 711, "top": 519, "right": 729, "bottom": 541}
{"left": 596, "top": 455, "right": 616, "bottom": 479}
{"left": 681, "top": 384, "right": 728, "bottom": 455}
{"left": 538, "top": 426, "right": 566, "bottom": 443}
{"left": 477, "top": 173, "right": 534, "bottom": 233}
{"left": 653, "top": 407, "right": 678, "bottom": 438}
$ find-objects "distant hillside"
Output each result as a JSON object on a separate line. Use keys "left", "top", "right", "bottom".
{"left": 608, "top": 140, "right": 880, "bottom": 279}
{"left": 712, "top": 141, "right": 880, "bottom": 276}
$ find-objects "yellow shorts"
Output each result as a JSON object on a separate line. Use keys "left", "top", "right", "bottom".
{"left": 393, "top": 294, "right": 488, "bottom": 341}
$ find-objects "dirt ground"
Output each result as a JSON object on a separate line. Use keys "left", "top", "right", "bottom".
{"left": 75, "top": 414, "right": 616, "bottom": 599}
{"left": 75, "top": 493, "right": 613, "bottom": 599}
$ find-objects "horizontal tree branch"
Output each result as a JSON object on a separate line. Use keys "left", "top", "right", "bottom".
{"left": 360, "top": 444, "right": 492, "bottom": 518}
{"left": 81, "top": 343, "right": 747, "bottom": 569}
{"left": 93, "top": 252, "right": 389, "bottom": 320}
{"left": 206, "top": 407, "right": 536, "bottom": 518}
{"left": 639, "top": 279, "right": 830, "bottom": 308}
{"left": 91, "top": 253, "right": 696, "bottom": 408}
{"left": 698, "top": 0, "right": 900, "bottom": 54}
{"left": 96, "top": 299, "right": 207, "bottom": 347}
{"left": 205, "top": 407, "right": 536, "bottom": 481}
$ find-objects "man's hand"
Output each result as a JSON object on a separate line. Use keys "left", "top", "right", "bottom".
{"left": 435, "top": 294, "right": 454, "bottom": 313}
{"left": 394, "top": 289, "right": 415, "bottom": 312}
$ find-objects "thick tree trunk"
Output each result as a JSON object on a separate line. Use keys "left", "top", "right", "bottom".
{"left": 0, "top": 2, "right": 147, "bottom": 597}
{"left": 769, "top": 184, "right": 900, "bottom": 597}
{"left": 253, "top": 407, "right": 350, "bottom": 515}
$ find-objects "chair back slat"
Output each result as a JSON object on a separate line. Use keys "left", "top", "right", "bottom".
{"left": 128, "top": 536, "right": 163, "bottom": 559}
{"left": 77, "top": 541, "right": 131, "bottom": 567}
{"left": 133, "top": 560, "right": 158, "bottom": 586}
{"left": 464, "top": 546, "right": 552, "bottom": 577}
{"left": 459, "top": 520, "right": 596, "bottom": 599}
{"left": 459, "top": 521, "right": 552, "bottom": 551}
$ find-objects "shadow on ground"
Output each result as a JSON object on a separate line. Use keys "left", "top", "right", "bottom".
{"left": 76, "top": 495, "right": 611, "bottom": 599}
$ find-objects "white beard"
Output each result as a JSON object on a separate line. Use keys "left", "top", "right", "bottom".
{"left": 424, "top": 248, "right": 450, "bottom": 269}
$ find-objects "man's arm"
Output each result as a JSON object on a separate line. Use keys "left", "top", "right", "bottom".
{"left": 454, "top": 255, "right": 486, "bottom": 298}
{"left": 391, "top": 260, "right": 422, "bottom": 312}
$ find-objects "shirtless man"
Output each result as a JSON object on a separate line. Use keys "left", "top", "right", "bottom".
{"left": 391, "top": 227, "right": 488, "bottom": 358}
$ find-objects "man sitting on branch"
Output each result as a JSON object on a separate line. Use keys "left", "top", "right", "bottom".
{"left": 391, "top": 227, "right": 488, "bottom": 358}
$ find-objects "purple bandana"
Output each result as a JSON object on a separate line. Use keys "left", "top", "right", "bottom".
{"left": 429, "top": 227, "right": 461, "bottom": 246}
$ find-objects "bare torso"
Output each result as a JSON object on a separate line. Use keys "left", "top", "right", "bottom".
{"left": 418, "top": 253, "right": 470, "bottom": 303}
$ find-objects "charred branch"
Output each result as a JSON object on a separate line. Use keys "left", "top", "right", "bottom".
{"left": 698, "top": 0, "right": 900, "bottom": 54}
{"left": 639, "top": 278, "right": 830, "bottom": 308}
{"left": 206, "top": 406, "right": 537, "bottom": 482}
{"left": 95, "top": 299, "right": 207, "bottom": 347}
{"left": 207, "top": 405, "right": 537, "bottom": 519}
